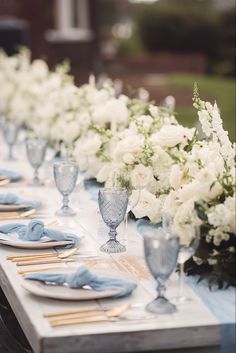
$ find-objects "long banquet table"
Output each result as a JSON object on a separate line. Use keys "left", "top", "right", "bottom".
{"left": 0, "top": 142, "right": 235, "bottom": 353}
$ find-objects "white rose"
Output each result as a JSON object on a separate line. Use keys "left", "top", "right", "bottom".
{"left": 82, "top": 135, "right": 102, "bottom": 156}
{"left": 151, "top": 125, "right": 195, "bottom": 148}
{"left": 169, "top": 164, "right": 184, "bottom": 190}
{"left": 123, "top": 153, "right": 135, "bottom": 164}
{"left": 224, "top": 196, "right": 236, "bottom": 233}
{"left": 96, "top": 163, "right": 114, "bottom": 184}
{"left": 93, "top": 98, "right": 129, "bottom": 127}
{"left": 113, "top": 136, "right": 143, "bottom": 164}
{"left": 132, "top": 189, "right": 161, "bottom": 223}
{"left": 130, "top": 164, "right": 153, "bottom": 188}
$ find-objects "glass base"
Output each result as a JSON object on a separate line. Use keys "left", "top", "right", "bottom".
{"left": 146, "top": 297, "right": 177, "bottom": 315}
{"left": 29, "top": 179, "right": 44, "bottom": 187}
{"left": 171, "top": 295, "right": 192, "bottom": 305}
{"left": 100, "top": 239, "right": 126, "bottom": 253}
{"left": 55, "top": 207, "right": 76, "bottom": 217}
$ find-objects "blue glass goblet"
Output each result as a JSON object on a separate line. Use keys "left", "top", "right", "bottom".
{"left": 3, "top": 121, "right": 19, "bottom": 160}
{"left": 98, "top": 188, "right": 128, "bottom": 253}
{"left": 26, "top": 138, "right": 47, "bottom": 186}
{"left": 54, "top": 160, "right": 78, "bottom": 217}
{"left": 144, "top": 228, "right": 179, "bottom": 314}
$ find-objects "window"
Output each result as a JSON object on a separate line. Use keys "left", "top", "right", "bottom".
{"left": 46, "top": 0, "right": 93, "bottom": 42}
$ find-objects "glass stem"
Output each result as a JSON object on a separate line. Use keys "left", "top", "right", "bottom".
{"left": 33, "top": 168, "right": 39, "bottom": 184}
{"left": 178, "top": 262, "right": 185, "bottom": 298}
{"left": 108, "top": 227, "right": 117, "bottom": 241}
{"left": 62, "top": 194, "right": 69, "bottom": 209}
{"left": 8, "top": 144, "right": 13, "bottom": 160}
{"left": 156, "top": 279, "right": 166, "bottom": 298}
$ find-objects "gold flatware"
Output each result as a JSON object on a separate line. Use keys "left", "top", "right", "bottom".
{"left": 0, "top": 208, "right": 36, "bottom": 220}
{"left": 7, "top": 252, "right": 55, "bottom": 260}
{"left": 16, "top": 258, "right": 76, "bottom": 267}
{"left": 48, "top": 303, "right": 130, "bottom": 327}
{"left": 8, "top": 247, "right": 79, "bottom": 262}
{"left": 18, "top": 266, "right": 65, "bottom": 275}
{"left": 0, "top": 178, "right": 10, "bottom": 186}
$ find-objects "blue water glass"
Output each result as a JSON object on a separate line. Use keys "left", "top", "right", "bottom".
{"left": 26, "top": 138, "right": 47, "bottom": 186}
{"left": 98, "top": 188, "right": 128, "bottom": 253}
{"left": 144, "top": 228, "right": 179, "bottom": 314}
{"left": 53, "top": 160, "right": 79, "bottom": 217}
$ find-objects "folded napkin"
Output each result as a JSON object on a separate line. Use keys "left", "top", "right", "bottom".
{"left": 84, "top": 179, "right": 103, "bottom": 202}
{"left": 26, "top": 265, "right": 137, "bottom": 297}
{"left": 0, "top": 192, "right": 41, "bottom": 209}
{"left": 0, "top": 168, "right": 22, "bottom": 182}
{"left": 0, "top": 220, "right": 80, "bottom": 247}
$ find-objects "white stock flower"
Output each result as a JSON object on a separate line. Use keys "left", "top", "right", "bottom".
{"left": 132, "top": 189, "right": 161, "bottom": 223}
{"left": 31, "top": 59, "right": 49, "bottom": 80}
{"left": 208, "top": 204, "right": 231, "bottom": 228}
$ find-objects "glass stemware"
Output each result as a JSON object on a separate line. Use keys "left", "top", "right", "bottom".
{"left": 144, "top": 228, "right": 179, "bottom": 314}
{"left": 26, "top": 138, "right": 47, "bottom": 186}
{"left": 98, "top": 188, "right": 128, "bottom": 253}
{"left": 112, "top": 171, "right": 141, "bottom": 244}
{"left": 176, "top": 234, "right": 200, "bottom": 302}
{"left": 53, "top": 160, "right": 79, "bottom": 217}
{"left": 162, "top": 213, "right": 200, "bottom": 303}
{"left": 3, "top": 121, "right": 19, "bottom": 160}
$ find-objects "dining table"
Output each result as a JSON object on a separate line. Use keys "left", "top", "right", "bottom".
{"left": 0, "top": 137, "right": 235, "bottom": 353}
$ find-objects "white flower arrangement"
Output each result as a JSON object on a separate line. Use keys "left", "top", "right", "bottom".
{"left": 0, "top": 51, "right": 235, "bottom": 286}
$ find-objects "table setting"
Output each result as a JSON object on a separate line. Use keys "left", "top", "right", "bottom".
{"left": 0, "top": 49, "right": 235, "bottom": 353}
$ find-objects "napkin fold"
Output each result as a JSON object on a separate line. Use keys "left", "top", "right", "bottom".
{"left": 26, "top": 265, "right": 137, "bottom": 297}
{"left": 84, "top": 179, "right": 103, "bottom": 202}
{"left": 0, "top": 192, "right": 41, "bottom": 209}
{"left": 0, "top": 220, "right": 80, "bottom": 247}
{"left": 0, "top": 168, "right": 22, "bottom": 182}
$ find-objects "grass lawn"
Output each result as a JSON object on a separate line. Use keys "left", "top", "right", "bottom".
{"left": 167, "top": 73, "right": 235, "bottom": 141}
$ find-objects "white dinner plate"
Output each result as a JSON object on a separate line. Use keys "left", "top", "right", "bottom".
{"left": 21, "top": 280, "right": 120, "bottom": 301}
{"left": 0, "top": 204, "right": 30, "bottom": 212}
{"left": 0, "top": 233, "right": 73, "bottom": 249}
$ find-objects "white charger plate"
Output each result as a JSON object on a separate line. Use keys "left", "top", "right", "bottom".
{"left": 21, "top": 280, "right": 120, "bottom": 300}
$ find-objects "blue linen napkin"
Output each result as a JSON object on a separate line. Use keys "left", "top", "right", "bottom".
{"left": 26, "top": 265, "right": 137, "bottom": 297}
{"left": 136, "top": 218, "right": 161, "bottom": 236}
{"left": 186, "top": 276, "right": 235, "bottom": 353}
{"left": 0, "top": 168, "right": 22, "bottom": 182}
{"left": 0, "top": 220, "right": 80, "bottom": 247}
{"left": 0, "top": 192, "right": 41, "bottom": 209}
{"left": 84, "top": 179, "right": 103, "bottom": 202}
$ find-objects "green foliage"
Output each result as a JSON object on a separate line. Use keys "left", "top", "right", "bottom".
{"left": 135, "top": 0, "right": 235, "bottom": 75}
{"left": 166, "top": 73, "right": 235, "bottom": 141}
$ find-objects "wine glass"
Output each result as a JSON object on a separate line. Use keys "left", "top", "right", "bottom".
{"left": 53, "top": 160, "right": 79, "bottom": 217}
{"left": 98, "top": 188, "right": 128, "bottom": 253}
{"left": 2, "top": 121, "right": 19, "bottom": 160}
{"left": 144, "top": 227, "right": 179, "bottom": 314}
{"left": 175, "top": 232, "right": 200, "bottom": 302}
{"left": 25, "top": 138, "right": 47, "bottom": 186}
{"left": 162, "top": 213, "right": 200, "bottom": 303}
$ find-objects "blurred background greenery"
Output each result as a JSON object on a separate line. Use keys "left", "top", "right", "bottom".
{"left": 100, "top": 0, "right": 235, "bottom": 140}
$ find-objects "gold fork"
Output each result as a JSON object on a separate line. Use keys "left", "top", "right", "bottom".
{"left": 47, "top": 303, "right": 130, "bottom": 327}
